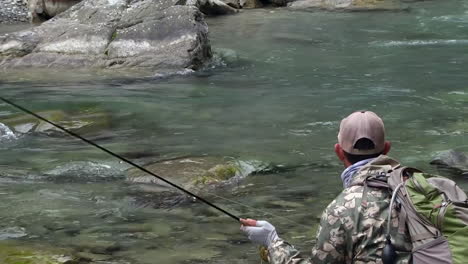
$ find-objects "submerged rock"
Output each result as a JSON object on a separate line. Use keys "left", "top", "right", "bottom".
{"left": 1, "top": 109, "right": 111, "bottom": 136}
{"left": 288, "top": 0, "right": 406, "bottom": 11}
{"left": 126, "top": 156, "right": 274, "bottom": 208}
{"left": 430, "top": 150, "right": 468, "bottom": 176}
{"left": 0, "top": 242, "right": 77, "bottom": 264}
{"left": 44, "top": 161, "right": 126, "bottom": 183}
{"left": 0, "top": 0, "right": 212, "bottom": 76}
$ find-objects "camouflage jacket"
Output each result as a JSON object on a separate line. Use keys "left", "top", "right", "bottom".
{"left": 268, "top": 160, "right": 413, "bottom": 264}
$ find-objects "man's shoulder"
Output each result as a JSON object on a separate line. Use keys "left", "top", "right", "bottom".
{"left": 323, "top": 186, "right": 364, "bottom": 218}
{"left": 328, "top": 185, "right": 364, "bottom": 206}
{"left": 325, "top": 185, "right": 389, "bottom": 216}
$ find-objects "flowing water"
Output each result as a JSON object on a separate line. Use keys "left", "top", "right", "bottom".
{"left": 1, "top": 0, "right": 468, "bottom": 263}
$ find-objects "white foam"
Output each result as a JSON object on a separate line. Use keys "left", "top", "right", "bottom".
{"left": 372, "top": 39, "right": 468, "bottom": 47}
{"left": 0, "top": 123, "right": 17, "bottom": 141}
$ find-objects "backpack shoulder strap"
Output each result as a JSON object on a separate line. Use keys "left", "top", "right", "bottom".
{"left": 350, "top": 155, "right": 402, "bottom": 188}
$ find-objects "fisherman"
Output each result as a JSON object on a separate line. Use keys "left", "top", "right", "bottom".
{"left": 241, "top": 110, "right": 413, "bottom": 263}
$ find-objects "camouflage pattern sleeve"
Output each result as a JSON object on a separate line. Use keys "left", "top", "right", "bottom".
{"left": 268, "top": 189, "right": 359, "bottom": 264}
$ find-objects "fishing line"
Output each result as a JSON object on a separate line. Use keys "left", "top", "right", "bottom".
{"left": 0, "top": 96, "right": 241, "bottom": 222}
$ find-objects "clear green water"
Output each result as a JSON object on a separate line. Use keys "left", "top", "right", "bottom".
{"left": 1, "top": 1, "right": 468, "bottom": 263}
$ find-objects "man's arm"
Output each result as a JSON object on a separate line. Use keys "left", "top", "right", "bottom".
{"left": 267, "top": 195, "right": 351, "bottom": 264}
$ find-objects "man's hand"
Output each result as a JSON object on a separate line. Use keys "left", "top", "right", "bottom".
{"left": 240, "top": 218, "right": 279, "bottom": 248}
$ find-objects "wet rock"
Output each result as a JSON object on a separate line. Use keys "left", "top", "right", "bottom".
{"left": 430, "top": 150, "right": 468, "bottom": 176}
{"left": 0, "top": 0, "right": 212, "bottom": 76}
{"left": 1, "top": 109, "right": 111, "bottom": 136}
{"left": 185, "top": 0, "right": 238, "bottom": 16}
{"left": 288, "top": 0, "right": 405, "bottom": 11}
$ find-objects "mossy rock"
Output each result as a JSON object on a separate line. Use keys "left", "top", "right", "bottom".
{"left": 0, "top": 242, "right": 76, "bottom": 264}
{"left": 126, "top": 156, "right": 227, "bottom": 188}
{"left": 192, "top": 164, "right": 238, "bottom": 185}
{"left": 127, "top": 157, "right": 273, "bottom": 189}
{"left": 126, "top": 157, "right": 274, "bottom": 208}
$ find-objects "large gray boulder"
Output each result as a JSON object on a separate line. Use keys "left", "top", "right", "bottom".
{"left": 0, "top": 0, "right": 212, "bottom": 76}
{"left": 288, "top": 0, "right": 405, "bottom": 11}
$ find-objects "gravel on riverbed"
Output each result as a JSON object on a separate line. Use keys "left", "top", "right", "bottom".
{"left": 0, "top": 0, "right": 29, "bottom": 24}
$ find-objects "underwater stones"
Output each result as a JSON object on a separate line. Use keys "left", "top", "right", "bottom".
{"left": 430, "top": 150, "right": 468, "bottom": 176}
{"left": 2, "top": 110, "right": 67, "bottom": 134}
{"left": 0, "top": 242, "right": 76, "bottom": 264}
{"left": 127, "top": 157, "right": 273, "bottom": 189}
{"left": 0, "top": 0, "right": 212, "bottom": 76}
{"left": 288, "top": 0, "right": 405, "bottom": 11}
{"left": 127, "top": 156, "right": 224, "bottom": 187}
{"left": 1, "top": 109, "right": 111, "bottom": 136}
{"left": 126, "top": 156, "right": 274, "bottom": 207}
{"left": 44, "top": 161, "right": 126, "bottom": 183}
{"left": 70, "top": 235, "right": 121, "bottom": 255}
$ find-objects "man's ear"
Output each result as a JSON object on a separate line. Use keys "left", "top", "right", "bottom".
{"left": 382, "top": 141, "right": 391, "bottom": 155}
{"left": 335, "top": 143, "right": 346, "bottom": 162}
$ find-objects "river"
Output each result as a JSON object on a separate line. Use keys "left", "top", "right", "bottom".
{"left": 0, "top": 0, "right": 467, "bottom": 263}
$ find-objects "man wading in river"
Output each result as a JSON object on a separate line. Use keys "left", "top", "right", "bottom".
{"left": 241, "top": 111, "right": 412, "bottom": 263}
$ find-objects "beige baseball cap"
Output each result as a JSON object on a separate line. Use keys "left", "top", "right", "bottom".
{"left": 338, "top": 110, "right": 385, "bottom": 155}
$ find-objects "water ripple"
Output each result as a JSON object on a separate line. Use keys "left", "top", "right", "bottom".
{"left": 372, "top": 39, "right": 468, "bottom": 47}
{"left": 0, "top": 227, "right": 27, "bottom": 240}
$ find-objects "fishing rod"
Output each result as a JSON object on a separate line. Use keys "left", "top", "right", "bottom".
{"left": 0, "top": 96, "right": 241, "bottom": 222}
